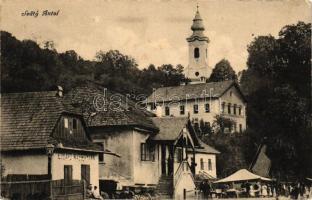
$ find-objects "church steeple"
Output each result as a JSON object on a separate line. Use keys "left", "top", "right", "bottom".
{"left": 185, "top": 6, "right": 211, "bottom": 84}
{"left": 187, "top": 6, "right": 209, "bottom": 43}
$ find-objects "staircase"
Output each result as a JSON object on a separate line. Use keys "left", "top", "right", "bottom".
{"left": 155, "top": 175, "right": 174, "bottom": 199}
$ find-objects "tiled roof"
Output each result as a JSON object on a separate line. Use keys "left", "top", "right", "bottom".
{"left": 65, "top": 85, "right": 158, "bottom": 131}
{"left": 193, "top": 139, "right": 220, "bottom": 154}
{"left": 151, "top": 117, "right": 219, "bottom": 154}
{"left": 146, "top": 80, "right": 242, "bottom": 103}
{"left": 151, "top": 117, "right": 189, "bottom": 141}
{"left": 0, "top": 91, "right": 99, "bottom": 151}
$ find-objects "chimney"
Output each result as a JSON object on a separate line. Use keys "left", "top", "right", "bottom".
{"left": 56, "top": 86, "right": 63, "bottom": 97}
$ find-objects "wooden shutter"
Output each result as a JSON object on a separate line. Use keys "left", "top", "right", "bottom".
{"left": 81, "top": 165, "right": 90, "bottom": 184}
{"left": 64, "top": 165, "right": 73, "bottom": 185}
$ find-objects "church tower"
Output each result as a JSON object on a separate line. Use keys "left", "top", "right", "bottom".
{"left": 185, "top": 6, "right": 211, "bottom": 83}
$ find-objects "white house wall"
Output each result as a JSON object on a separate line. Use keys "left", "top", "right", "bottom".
{"left": 174, "top": 172, "right": 196, "bottom": 200}
{"left": 148, "top": 85, "right": 247, "bottom": 132}
{"left": 220, "top": 85, "right": 247, "bottom": 131}
{"left": 51, "top": 152, "right": 99, "bottom": 193}
{"left": 132, "top": 130, "right": 160, "bottom": 186}
{"left": 188, "top": 153, "right": 217, "bottom": 178}
{"left": 1, "top": 154, "right": 48, "bottom": 176}
{"left": 96, "top": 129, "right": 134, "bottom": 186}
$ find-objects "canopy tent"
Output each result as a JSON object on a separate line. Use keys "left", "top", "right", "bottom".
{"left": 214, "top": 169, "right": 272, "bottom": 183}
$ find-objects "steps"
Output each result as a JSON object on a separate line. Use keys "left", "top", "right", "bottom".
{"left": 155, "top": 175, "right": 174, "bottom": 199}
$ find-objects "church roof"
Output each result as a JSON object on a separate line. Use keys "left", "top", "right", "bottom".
{"left": 187, "top": 9, "right": 209, "bottom": 42}
{"left": 146, "top": 80, "right": 246, "bottom": 103}
{"left": 191, "top": 11, "right": 205, "bottom": 31}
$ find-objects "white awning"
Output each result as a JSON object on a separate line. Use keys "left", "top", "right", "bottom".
{"left": 214, "top": 169, "right": 272, "bottom": 183}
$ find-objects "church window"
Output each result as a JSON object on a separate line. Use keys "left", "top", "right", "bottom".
{"left": 233, "top": 104, "right": 237, "bottom": 115}
{"left": 194, "top": 48, "right": 200, "bottom": 58}
{"left": 239, "top": 106, "right": 242, "bottom": 115}
{"left": 206, "top": 48, "right": 208, "bottom": 58}
{"left": 195, "top": 72, "right": 199, "bottom": 77}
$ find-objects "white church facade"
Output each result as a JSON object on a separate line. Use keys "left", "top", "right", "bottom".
{"left": 146, "top": 8, "right": 247, "bottom": 134}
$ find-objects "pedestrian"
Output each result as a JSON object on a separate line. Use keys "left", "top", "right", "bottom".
{"left": 249, "top": 184, "right": 255, "bottom": 197}
{"left": 245, "top": 182, "right": 251, "bottom": 197}
{"left": 92, "top": 186, "right": 104, "bottom": 200}
{"left": 86, "top": 184, "right": 93, "bottom": 198}
{"left": 261, "top": 184, "right": 268, "bottom": 197}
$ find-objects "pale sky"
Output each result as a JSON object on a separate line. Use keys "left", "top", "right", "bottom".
{"left": 1, "top": 0, "right": 311, "bottom": 72}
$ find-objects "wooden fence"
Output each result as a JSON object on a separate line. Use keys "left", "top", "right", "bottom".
{"left": 0, "top": 176, "right": 85, "bottom": 200}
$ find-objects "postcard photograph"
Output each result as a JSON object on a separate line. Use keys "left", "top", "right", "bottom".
{"left": 0, "top": 0, "right": 311, "bottom": 199}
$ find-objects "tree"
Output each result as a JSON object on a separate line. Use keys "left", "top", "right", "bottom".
{"left": 240, "top": 21, "right": 311, "bottom": 178}
{"left": 208, "top": 59, "right": 237, "bottom": 82}
{"left": 212, "top": 115, "right": 236, "bottom": 134}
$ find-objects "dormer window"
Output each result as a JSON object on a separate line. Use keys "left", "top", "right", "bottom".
{"left": 194, "top": 48, "right": 200, "bottom": 58}
{"left": 64, "top": 118, "right": 69, "bottom": 129}
{"left": 73, "top": 119, "right": 77, "bottom": 129}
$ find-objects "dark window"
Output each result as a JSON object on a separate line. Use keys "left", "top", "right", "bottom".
{"left": 239, "top": 107, "right": 242, "bottom": 115}
{"left": 73, "top": 119, "right": 77, "bottom": 129}
{"left": 141, "top": 143, "right": 155, "bottom": 161}
{"left": 208, "top": 159, "right": 212, "bottom": 171}
{"left": 205, "top": 103, "right": 210, "bottom": 113}
{"left": 180, "top": 105, "right": 185, "bottom": 115}
{"left": 206, "top": 48, "right": 208, "bottom": 58}
{"left": 176, "top": 147, "right": 183, "bottom": 163}
{"left": 228, "top": 103, "right": 231, "bottom": 114}
{"left": 81, "top": 165, "right": 90, "bottom": 184}
{"left": 222, "top": 102, "right": 225, "bottom": 113}
{"left": 200, "top": 158, "right": 204, "bottom": 170}
{"left": 64, "top": 165, "right": 73, "bottom": 185}
{"left": 96, "top": 143, "right": 104, "bottom": 162}
{"left": 165, "top": 106, "right": 170, "bottom": 116}
{"left": 194, "top": 48, "right": 200, "bottom": 58}
{"left": 239, "top": 124, "right": 242, "bottom": 133}
{"left": 233, "top": 104, "right": 237, "bottom": 115}
{"left": 193, "top": 104, "right": 198, "bottom": 114}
